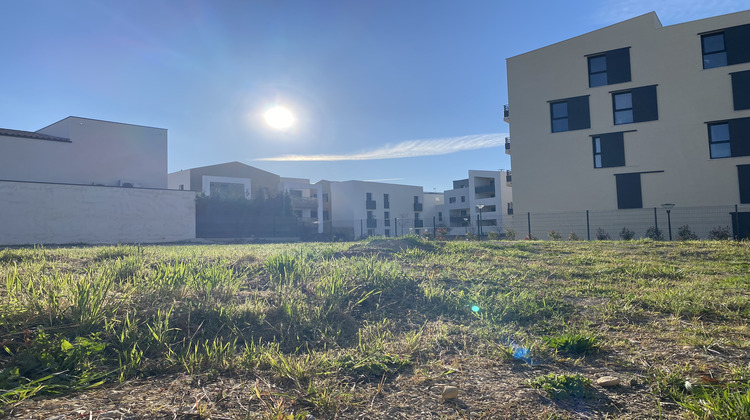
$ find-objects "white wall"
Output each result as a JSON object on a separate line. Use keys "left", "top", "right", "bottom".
{"left": 0, "top": 181, "right": 195, "bottom": 245}
{"left": 168, "top": 170, "right": 192, "bottom": 191}
{"left": 1, "top": 117, "right": 167, "bottom": 188}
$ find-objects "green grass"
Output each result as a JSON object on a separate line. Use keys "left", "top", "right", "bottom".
{"left": 1, "top": 239, "right": 749, "bottom": 418}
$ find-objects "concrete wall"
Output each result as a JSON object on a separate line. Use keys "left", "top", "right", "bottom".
{"left": 506, "top": 11, "right": 750, "bottom": 215}
{"left": 0, "top": 117, "right": 168, "bottom": 188}
{"left": 0, "top": 181, "right": 195, "bottom": 245}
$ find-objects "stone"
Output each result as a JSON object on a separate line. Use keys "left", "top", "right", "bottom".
{"left": 596, "top": 376, "right": 621, "bottom": 387}
{"left": 441, "top": 385, "right": 460, "bottom": 399}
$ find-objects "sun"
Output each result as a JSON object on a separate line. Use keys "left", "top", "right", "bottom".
{"left": 263, "top": 106, "right": 295, "bottom": 130}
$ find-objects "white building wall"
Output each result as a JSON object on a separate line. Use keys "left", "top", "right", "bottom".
{"left": 0, "top": 181, "right": 195, "bottom": 245}
{"left": 330, "top": 181, "right": 424, "bottom": 238}
{"left": 168, "top": 170, "right": 192, "bottom": 191}
{"left": 0, "top": 117, "right": 168, "bottom": 189}
{"left": 444, "top": 170, "right": 512, "bottom": 236}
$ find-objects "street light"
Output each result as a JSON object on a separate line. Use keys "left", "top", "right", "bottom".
{"left": 463, "top": 217, "right": 469, "bottom": 234}
{"left": 661, "top": 203, "right": 675, "bottom": 241}
{"left": 476, "top": 204, "right": 485, "bottom": 239}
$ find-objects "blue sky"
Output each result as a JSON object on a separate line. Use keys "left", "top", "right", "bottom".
{"left": 2, "top": 1, "right": 748, "bottom": 192}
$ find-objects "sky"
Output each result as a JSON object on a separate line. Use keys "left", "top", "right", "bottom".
{"left": 2, "top": 0, "right": 748, "bottom": 192}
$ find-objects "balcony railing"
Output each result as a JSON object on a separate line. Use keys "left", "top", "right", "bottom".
{"left": 507, "top": 203, "right": 514, "bottom": 215}
{"left": 366, "top": 200, "right": 376, "bottom": 210}
{"left": 414, "top": 219, "right": 424, "bottom": 228}
{"left": 384, "top": 219, "right": 391, "bottom": 227}
{"left": 475, "top": 184, "right": 495, "bottom": 194}
{"left": 367, "top": 218, "right": 377, "bottom": 228}
{"left": 291, "top": 197, "right": 318, "bottom": 209}
{"left": 506, "top": 172, "right": 512, "bottom": 184}
{"left": 413, "top": 202, "right": 423, "bottom": 212}
{"left": 503, "top": 104, "right": 510, "bottom": 122}
{"left": 449, "top": 216, "right": 470, "bottom": 226}
{"left": 505, "top": 137, "right": 510, "bottom": 155}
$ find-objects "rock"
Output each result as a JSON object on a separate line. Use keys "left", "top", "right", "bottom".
{"left": 596, "top": 376, "right": 621, "bottom": 387}
{"left": 441, "top": 385, "right": 460, "bottom": 399}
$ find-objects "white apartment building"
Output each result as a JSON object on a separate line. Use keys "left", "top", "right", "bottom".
{"left": 279, "top": 177, "right": 324, "bottom": 234}
{"left": 444, "top": 170, "right": 512, "bottom": 236}
{"left": 506, "top": 10, "right": 750, "bottom": 238}
{"left": 329, "top": 181, "right": 426, "bottom": 239}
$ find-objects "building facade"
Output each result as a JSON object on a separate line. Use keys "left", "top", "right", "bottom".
{"left": 168, "top": 161, "right": 280, "bottom": 200}
{"left": 444, "top": 170, "right": 513, "bottom": 236}
{"left": 506, "top": 11, "right": 750, "bottom": 238}
{"left": 279, "top": 177, "right": 324, "bottom": 234}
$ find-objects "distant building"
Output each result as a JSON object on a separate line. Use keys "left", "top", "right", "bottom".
{"left": 168, "top": 161, "right": 280, "bottom": 200}
{"left": 444, "top": 170, "right": 512, "bottom": 236}
{"left": 505, "top": 10, "right": 750, "bottom": 237}
{"left": 279, "top": 177, "right": 324, "bottom": 234}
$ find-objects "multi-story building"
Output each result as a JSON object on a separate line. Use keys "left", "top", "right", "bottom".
{"left": 329, "top": 181, "right": 426, "bottom": 239}
{"left": 279, "top": 177, "right": 324, "bottom": 234}
{"left": 444, "top": 170, "right": 512, "bottom": 236}
{"left": 506, "top": 10, "right": 750, "bottom": 238}
{"left": 168, "top": 161, "right": 280, "bottom": 199}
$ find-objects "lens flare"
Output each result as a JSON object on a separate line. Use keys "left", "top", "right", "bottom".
{"left": 471, "top": 305, "right": 480, "bottom": 313}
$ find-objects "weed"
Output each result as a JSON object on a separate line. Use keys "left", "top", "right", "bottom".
{"left": 620, "top": 227, "right": 635, "bottom": 240}
{"left": 677, "top": 225, "right": 699, "bottom": 241}
{"left": 646, "top": 226, "right": 664, "bottom": 240}
{"left": 595, "top": 228, "right": 610, "bottom": 240}
{"left": 545, "top": 332, "right": 599, "bottom": 354}
{"left": 530, "top": 373, "right": 592, "bottom": 400}
{"left": 709, "top": 226, "right": 733, "bottom": 240}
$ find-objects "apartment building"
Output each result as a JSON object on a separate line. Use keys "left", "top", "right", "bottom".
{"left": 444, "top": 170, "right": 513, "bottom": 236}
{"left": 329, "top": 181, "right": 426, "bottom": 239}
{"left": 279, "top": 177, "right": 324, "bottom": 234}
{"left": 506, "top": 10, "right": 750, "bottom": 237}
{"left": 168, "top": 161, "right": 280, "bottom": 199}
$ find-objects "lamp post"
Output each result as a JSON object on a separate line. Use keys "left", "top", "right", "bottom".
{"left": 463, "top": 217, "right": 469, "bottom": 234}
{"left": 661, "top": 203, "right": 675, "bottom": 241}
{"left": 476, "top": 204, "right": 485, "bottom": 239}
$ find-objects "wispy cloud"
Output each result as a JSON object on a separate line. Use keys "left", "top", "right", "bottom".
{"left": 255, "top": 133, "right": 507, "bottom": 162}
{"left": 595, "top": 0, "right": 747, "bottom": 25}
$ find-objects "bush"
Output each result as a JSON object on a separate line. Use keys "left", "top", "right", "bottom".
{"left": 645, "top": 226, "right": 664, "bottom": 240}
{"left": 505, "top": 229, "right": 517, "bottom": 241}
{"left": 530, "top": 373, "right": 592, "bottom": 400}
{"left": 619, "top": 227, "right": 635, "bottom": 240}
{"left": 676, "top": 225, "right": 698, "bottom": 241}
{"left": 548, "top": 230, "right": 562, "bottom": 241}
{"left": 708, "top": 226, "right": 732, "bottom": 240}
{"left": 595, "top": 228, "right": 610, "bottom": 240}
{"left": 568, "top": 231, "right": 581, "bottom": 241}
{"left": 465, "top": 231, "right": 477, "bottom": 241}
{"left": 487, "top": 231, "right": 501, "bottom": 240}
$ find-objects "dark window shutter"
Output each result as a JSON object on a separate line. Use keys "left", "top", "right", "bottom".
{"left": 600, "top": 132, "right": 625, "bottom": 167}
{"left": 606, "top": 48, "right": 631, "bottom": 85}
{"left": 567, "top": 96, "right": 591, "bottom": 130}
{"left": 631, "top": 86, "right": 658, "bottom": 123}
{"left": 729, "top": 117, "right": 750, "bottom": 158}
{"left": 731, "top": 70, "right": 750, "bottom": 111}
{"left": 616, "top": 173, "right": 642, "bottom": 209}
{"left": 725, "top": 23, "right": 750, "bottom": 66}
{"left": 739, "top": 165, "right": 750, "bottom": 204}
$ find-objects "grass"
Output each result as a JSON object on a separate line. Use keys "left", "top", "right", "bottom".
{"left": 0, "top": 239, "right": 749, "bottom": 418}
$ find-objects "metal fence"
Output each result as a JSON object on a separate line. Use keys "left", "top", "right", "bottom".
{"left": 510, "top": 204, "right": 750, "bottom": 240}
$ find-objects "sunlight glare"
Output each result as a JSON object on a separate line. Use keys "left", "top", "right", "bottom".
{"left": 263, "top": 106, "right": 295, "bottom": 130}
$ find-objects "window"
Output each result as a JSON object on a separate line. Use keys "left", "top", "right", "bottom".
{"left": 709, "top": 123, "right": 731, "bottom": 158}
{"left": 615, "top": 173, "right": 642, "bottom": 209}
{"left": 384, "top": 211, "right": 390, "bottom": 219}
{"left": 449, "top": 197, "right": 456, "bottom": 204}
{"left": 413, "top": 196, "right": 419, "bottom": 204}
{"left": 707, "top": 117, "right": 750, "bottom": 158}
{"left": 587, "top": 47, "right": 631, "bottom": 87}
{"left": 612, "top": 86, "right": 658, "bottom": 125}
{"left": 702, "top": 32, "right": 727, "bottom": 69}
{"left": 385, "top": 229, "right": 390, "bottom": 237}
{"left": 461, "top": 196, "right": 465, "bottom": 202}
{"left": 311, "top": 210, "right": 318, "bottom": 218}
{"left": 592, "top": 132, "right": 626, "bottom": 168}
{"left": 383, "top": 193, "right": 390, "bottom": 209}
{"left": 550, "top": 96, "right": 590, "bottom": 133}
{"left": 210, "top": 182, "right": 245, "bottom": 199}
{"left": 438, "top": 212, "right": 443, "bottom": 222}
{"left": 322, "top": 193, "right": 329, "bottom": 202}
{"left": 701, "top": 24, "right": 750, "bottom": 69}
{"left": 738, "top": 164, "right": 750, "bottom": 204}
{"left": 731, "top": 70, "right": 750, "bottom": 111}
{"left": 366, "top": 192, "right": 372, "bottom": 200}
{"left": 178, "top": 184, "right": 184, "bottom": 190}
{"left": 323, "top": 211, "right": 329, "bottom": 220}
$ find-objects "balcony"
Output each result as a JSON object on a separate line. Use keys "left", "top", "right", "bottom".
{"left": 367, "top": 218, "right": 377, "bottom": 228}
{"left": 291, "top": 197, "right": 318, "bottom": 210}
{"left": 413, "top": 202, "right": 423, "bottom": 212}
{"left": 507, "top": 203, "right": 514, "bottom": 215}
{"left": 414, "top": 219, "right": 423, "bottom": 228}
{"left": 475, "top": 184, "right": 495, "bottom": 195}
{"left": 384, "top": 218, "right": 391, "bottom": 227}
{"left": 366, "top": 199, "right": 377, "bottom": 210}
{"left": 450, "top": 216, "right": 470, "bottom": 226}
{"left": 505, "top": 137, "right": 510, "bottom": 155}
{"left": 503, "top": 104, "right": 510, "bottom": 123}
{"left": 506, "top": 172, "right": 512, "bottom": 186}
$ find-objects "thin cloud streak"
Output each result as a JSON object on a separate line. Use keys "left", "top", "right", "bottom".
{"left": 255, "top": 133, "right": 507, "bottom": 162}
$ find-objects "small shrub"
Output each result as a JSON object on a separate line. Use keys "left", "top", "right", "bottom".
{"left": 595, "top": 228, "right": 610, "bottom": 240}
{"left": 505, "top": 229, "right": 517, "bottom": 240}
{"left": 465, "top": 231, "right": 477, "bottom": 241}
{"left": 708, "top": 226, "right": 732, "bottom": 240}
{"left": 548, "top": 230, "right": 562, "bottom": 241}
{"left": 619, "top": 227, "right": 635, "bottom": 240}
{"left": 530, "top": 373, "right": 592, "bottom": 400}
{"left": 676, "top": 225, "right": 699, "bottom": 241}
{"left": 545, "top": 332, "right": 599, "bottom": 354}
{"left": 645, "top": 226, "right": 664, "bottom": 241}
{"left": 487, "top": 231, "right": 501, "bottom": 240}
{"left": 435, "top": 227, "right": 449, "bottom": 240}
{"left": 568, "top": 231, "right": 581, "bottom": 241}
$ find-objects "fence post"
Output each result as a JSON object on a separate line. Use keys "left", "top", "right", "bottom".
{"left": 735, "top": 204, "right": 740, "bottom": 240}
{"left": 586, "top": 210, "right": 590, "bottom": 241}
{"left": 433, "top": 216, "right": 437, "bottom": 237}
{"left": 653, "top": 207, "right": 658, "bottom": 232}
{"left": 395, "top": 218, "right": 398, "bottom": 237}
{"left": 527, "top": 212, "right": 531, "bottom": 239}
{"left": 360, "top": 219, "right": 363, "bottom": 238}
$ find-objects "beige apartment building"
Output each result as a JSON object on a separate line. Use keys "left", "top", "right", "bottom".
{"left": 506, "top": 10, "right": 750, "bottom": 238}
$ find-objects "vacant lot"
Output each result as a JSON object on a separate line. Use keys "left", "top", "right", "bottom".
{"left": 1, "top": 238, "right": 749, "bottom": 419}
